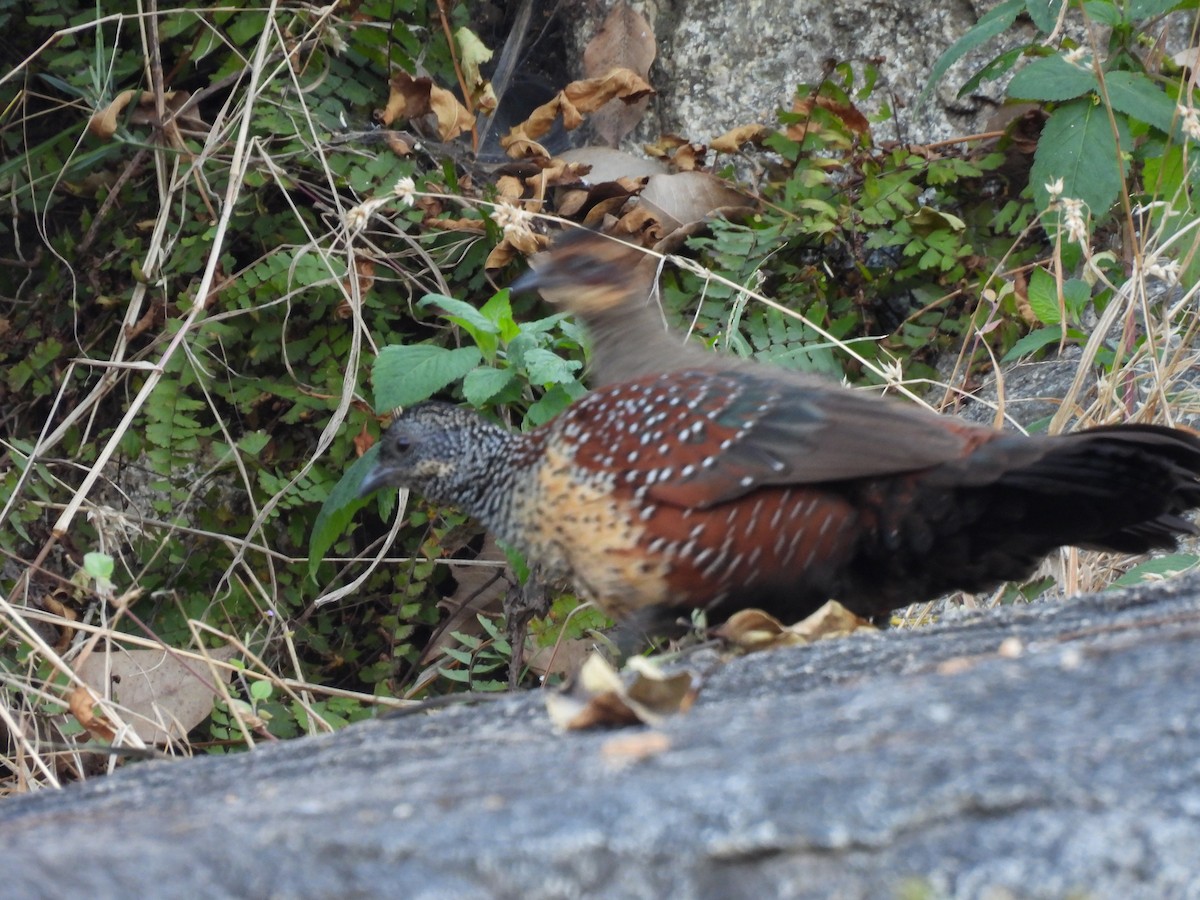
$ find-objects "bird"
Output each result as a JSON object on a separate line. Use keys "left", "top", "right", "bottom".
{"left": 358, "top": 227, "right": 1200, "bottom": 629}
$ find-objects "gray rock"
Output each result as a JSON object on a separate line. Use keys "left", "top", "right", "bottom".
{"left": 4, "top": 574, "right": 1200, "bottom": 898}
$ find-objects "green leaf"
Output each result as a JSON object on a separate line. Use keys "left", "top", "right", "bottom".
{"left": 1001, "top": 324, "right": 1064, "bottom": 361}
{"left": 1030, "top": 98, "right": 1130, "bottom": 222}
{"left": 250, "top": 680, "right": 274, "bottom": 701}
{"left": 1111, "top": 553, "right": 1199, "bottom": 587}
{"left": 1128, "top": 0, "right": 1185, "bottom": 17}
{"left": 921, "top": 0, "right": 1025, "bottom": 101}
{"left": 462, "top": 366, "right": 516, "bottom": 405}
{"left": 307, "top": 444, "right": 379, "bottom": 580}
{"left": 479, "top": 289, "right": 520, "bottom": 343}
{"left": 1007, "top": 55, "right": 1097, "bottom": 102}
{"left": 1025, "top": 0, "right": 1067, "bottom": 32}
{"left": 521, "top": 348, "right": 583, "bottom": 386}
{"left": 419, "top": 293, "right": 500, "bottom": 336}
{"left": 373, "top": 344, "right": 482, "bottom": 411}
{"left": 83, "top": 552, "right": 115, "bottom": 582}
{"left": 1081, "top": 0, "right": 1124, "bottom": 24}
{"left": 1026, "top": 267, "right": 1061, "bottom": 324}
{"left": 1061, "top": 277, "right": 1091, "bottom": 318}
{"left": 1103, "top": 71, "right": 1180, "bottom": 138}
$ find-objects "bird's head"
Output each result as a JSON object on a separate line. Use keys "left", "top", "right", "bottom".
{"left": 358, "top": 402, "right": 496, "bottom": 503}
{"left": 512, "top": 229, "right": 656, "bottom": 317}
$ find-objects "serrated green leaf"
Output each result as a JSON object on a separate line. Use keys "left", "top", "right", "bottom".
{"left": 463, "top": 366, "right": 516, "bottom": 406}
{"left": 922, "top": 0, "right": 1025, "bottom": 101}
{"left": 238, "top": 430, "right": 271, "bottom": 455}
{"left": 307, "top": 443, "right": 379, "bottom": 580}
{"left": 419, "top": 293, "right": 499, "bottom": 335}
{"left": 1030, "top": 99, "right": 1130, "bottom": 223}
{"left": 1026, "top": 267, "right": 1061, "bottom": 324}
{"left": 1007, "top": 55, "right": 1097, "bottom": 102}
{"left": 522, "top": 348, "right": 582, "bottom": 386}
{"left": 1103, "top": 71, "right": 1180, "bottom": 138}
{"left": 373, "top": 344, "right": 482, "bottom": 411}
{"left": 479, "top": 289, "right": 520, "bottom": 342}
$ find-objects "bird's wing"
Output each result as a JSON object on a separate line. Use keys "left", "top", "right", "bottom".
{"left": 563, "top": 368, "right": 984, "bottom": 509}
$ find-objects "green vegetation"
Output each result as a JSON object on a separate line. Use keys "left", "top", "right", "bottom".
{"left": 2, "top": 0, "right": 1198, "bottom": 789}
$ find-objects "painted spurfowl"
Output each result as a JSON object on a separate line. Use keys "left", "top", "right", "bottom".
{"left": 359, "top": 232, "right": 1200, "bottom": 627}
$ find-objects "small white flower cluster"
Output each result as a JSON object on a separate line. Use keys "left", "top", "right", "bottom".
{"left": 1044, "top": 178, "right": 1089, "bottom": 248}
{"left": 344, "top": 177, "right": 419, "bottom": 236}
{"left": 1178, "top": 104, "right": 1200, "bottom": 143}
{"left": 490, "top": 201, "right": 532, "bottom": 236}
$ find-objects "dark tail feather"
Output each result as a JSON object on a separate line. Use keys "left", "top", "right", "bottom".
{"left": 988, "top": 425, "right": 1200, "bottom": 555}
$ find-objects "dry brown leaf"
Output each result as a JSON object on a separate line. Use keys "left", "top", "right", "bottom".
{"left": 76, "top": 646, "right": 237, "bottom": 744}
{"left": 792, "top": 94, "right": 870, "bottom": 135}
{"left": 644, "top": 133, "right": 689, "bottom": 158}
{"left": 485, "top": 230, "right": 551, "bottom": 270}
{"left": 424, "top": 216, "right": 487, "bottom": 233}
{"left": 557, "top": 188, "right": 592, "bottom": 216}
{"left": 711, "top": 124, "right": 770, "bottom": 153}
{"left": 429, "top": 84, "right": 475, "bottom": 141}
{"left": 496, "top": 175, "right": 526, "bottom": 201}
{"left": 504, "top": 138, "right": 553, "bottom": 159}
{"left": 383, "top": 132, "right": 413, "bottom": 156}
{"left": 582, "top": 1, "right": 657, "bottom": 146}
{"left": 634, "top": 170, "right": 755, "bottom": 234}
{"left": 671, "top": 143, "right": 706, "bottom": 171}
{"left": 582, "top": 194, "right": 634, "bottom": 227}
{"left": 544, "top": 654, "right": 696, "bottom": 730}
{"left": 88, "top": 90, "right": 202, "bottom": 141}
{"left": 339, "top": 255, "right": 376, "bottom": 312}
{"left": 380, "top": 72, "right": 434, "bottom": 126}
{"left": 715, "top": 601, "right": 873, "bottom": 652}
{"left": 501, "top": 68, "right": 655, "bottom": 150}
{"left": 68, "top": 686, "right": 117, "bottom": 742}
{"left": 353, "top": 423, "right": 375, "bottom": 457}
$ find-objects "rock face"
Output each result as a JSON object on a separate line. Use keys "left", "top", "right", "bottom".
{"left": 560, "top": 0, "right": 1030, "bottom": 147}
{"left": 650, "top": 0, "right": 1019, "bottom": 144}
{"left": 4, "top": 574, "right": 1200, "bottom": 898}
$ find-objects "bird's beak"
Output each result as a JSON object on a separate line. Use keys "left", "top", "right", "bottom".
{"left": 510, "top": 263, "right": 550, "bottom": 295}
{"left": 357, "top": 463, "right": 395, "bottom": 498}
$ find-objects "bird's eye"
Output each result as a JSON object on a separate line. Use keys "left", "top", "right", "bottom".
{"left": 394, "top": 436, "right": 412, "bottom": 453}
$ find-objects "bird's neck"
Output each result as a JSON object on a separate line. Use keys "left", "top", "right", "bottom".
{"left": 584, "top": 301, "right": 707, "bottom": 385}
{"left": 450, "top": 423, "right": 545, "bottom": 550}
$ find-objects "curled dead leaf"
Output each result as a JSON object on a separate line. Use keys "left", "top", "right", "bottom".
{"left": 544, "top": 653, "right": 697, "bottom": 730}
{"left": 485, "top": 231, "right": 551, "bottom": 270}
{"left": 68, "top": 686, "right": 117, "bottom": 742}
{"left": 380, "top": 72, "right": 434, "bottom": 125}
{"left": 88, "top": 89, "right": 201, "bottom": 141}
{"left": 382, "top": 72, "right": 475, "bottom": 141}
{"left": 711, "top": 124, "right": 770, "bottom": 154}
{"left": 582, "top": 1, "right": 657, "bottom": 146}
{"left": 501, "top": 68, "right": 655, "bottom": 151}
{"left": 715, "top": 601, "right": 873, "bottom": 653}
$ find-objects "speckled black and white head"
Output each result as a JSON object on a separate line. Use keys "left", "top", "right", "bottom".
{"left": 358, "top": 402, "right": 515, "bottom": 510}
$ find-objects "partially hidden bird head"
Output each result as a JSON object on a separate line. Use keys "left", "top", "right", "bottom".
{"left": 358, "top": 402, "right": 507, "bottom": 506}
{"left": 512, "top": 228, "right": 654, "bottom": 317}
